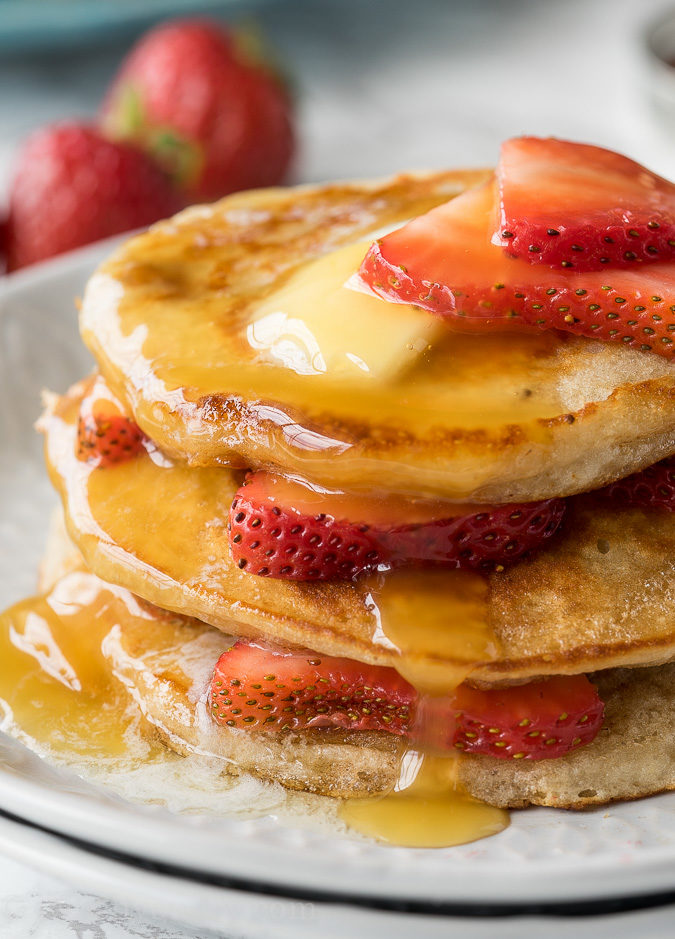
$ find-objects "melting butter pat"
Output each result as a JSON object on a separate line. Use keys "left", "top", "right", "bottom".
{"left": 247, "top": 242, "right": 441, "bottom": 380}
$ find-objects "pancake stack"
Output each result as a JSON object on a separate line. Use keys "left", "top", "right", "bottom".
{"left": 5, "top": 140, "right": 675, "bottom": 844}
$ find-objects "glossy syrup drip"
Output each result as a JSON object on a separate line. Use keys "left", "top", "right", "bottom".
{"left": 338, "top": 567, "right": 509, "bottom": 847}
{"left": 0, "top": 570, "right": 161, "bottom": 759}
{"left": 364, "top": 567, "right": 496, "bottom": 695}
{"left": 340, "top": 750, "right": 508, "bottom": 848}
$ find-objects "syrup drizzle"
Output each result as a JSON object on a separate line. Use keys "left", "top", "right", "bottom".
{"left": 80, "top": 207, "right": 566, "bottom": 500}
{"left": 0, "top": 571, "right": 160, "bottom": 759}
{"left": 340, "top": 751, "right": 508, "bottom": 848}
{"left": 338, "top": 567, "right": 508, "bottom": 847}
{"left": 32, "top": 380, "right": 513, "bottom": 847}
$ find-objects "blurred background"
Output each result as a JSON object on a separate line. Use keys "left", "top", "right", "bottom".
{"left": 0, "top": 0, "right": 673, "bottom": 272}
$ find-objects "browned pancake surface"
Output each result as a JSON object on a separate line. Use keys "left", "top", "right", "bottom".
{"left": 79, "top": 173, "right": 675, "bottom": 502}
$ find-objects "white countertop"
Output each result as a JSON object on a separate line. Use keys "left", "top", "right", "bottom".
{"left": 0, "top": 0, "right": 673, "bottom": 935}
{"left": 0, "top": 854, "right": 216, "bottom": 938}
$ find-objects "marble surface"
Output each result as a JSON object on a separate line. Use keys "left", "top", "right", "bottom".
{"left": 0, "top": 0, "right": 674, "bottom": 935}
{"left": 0, "top": 855, "right": 217, "bottom": 938}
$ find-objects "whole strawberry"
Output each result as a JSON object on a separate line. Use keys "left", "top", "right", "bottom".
{"left": 6, "top": 123, "right": 181, "bottom": 271}
{"left": 100, "top": 19, "right": 294, "bottom": 203}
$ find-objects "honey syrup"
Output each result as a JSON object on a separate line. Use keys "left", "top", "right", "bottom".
{"left": 338, "top": 567, "right": 509, "bottom": 847}
{"left": 0, "top": 570, "right": 160, "bottom": 759}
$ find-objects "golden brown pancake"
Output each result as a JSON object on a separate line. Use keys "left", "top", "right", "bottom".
{"left": 37, "top": 517, "right": 675, "bottom": 808}
{"left": 79, "top": 173, "right": 675, "bottom": 503}
{"left": 41, "top": 378, "right": 675, "bottom": 687}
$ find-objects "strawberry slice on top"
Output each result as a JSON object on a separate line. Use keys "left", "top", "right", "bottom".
{"left": 494, "top": 138, "right": 675, "bottom": 271}
{"left": 229, "top": 470, "right": 565, "bottom": 580}
{"left": 210, "top": 640, "right": 604, "bottom": 760}
{"left": 358, "top": 181, "right": 675, "bottom": 357}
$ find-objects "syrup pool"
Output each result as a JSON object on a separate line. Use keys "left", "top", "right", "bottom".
{"left": 0, "top": 564, "right": 509, "bottom": 849}
{"left": 340, "top": 751, "right": 508, "bottom": 848}
{"left": 0, "top": 570, "right": 159, "bottom": 759}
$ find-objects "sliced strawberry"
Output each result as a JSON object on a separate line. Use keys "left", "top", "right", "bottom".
{"left": 209, "top": 641, "right": 604, "bottom": 760}
{"left": 597, "top": 457, "right": 675, "bottom": 512}
{"left": 451, "top": 676, "right": 604, "bottom": 760}
{"left": 494, "top": 138, "right": 675, "bottom": 271}
{"left": 210, "top": 640, "right": 416, "bottom": 734}
{"left": 77, "top": 403, "right": 146, "bottom": 468}
{"left": 359, "top": 182, "right": 675, "bottom": 358}
{"left": 228, "top": 471, "right": 566, "bottom": 580}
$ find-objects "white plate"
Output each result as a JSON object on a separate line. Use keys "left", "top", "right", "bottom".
{"left": 2, "top": 241, "right": 675, "bottom": 926}
{"left": 4, "top": 810, "right": 675, "bottom": 939}
{"left": 7, "top": 811, "right": 675, "bottom": 939}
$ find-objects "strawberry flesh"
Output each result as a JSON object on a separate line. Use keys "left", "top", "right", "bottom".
{"left": 597, "top": 457, "right": 675, "bottom": 512}
{"left": 211, "top": 641, "right": 416, "bottom": 734}
{"left": 451, "top": 676, "right": 604, "bottom": 760}
{"left": 359, "top": 181, "right": 675, "bottom": 358}
{"left": 210, "top": 641, "right": 604, "bottom": 760}
{"left": 495, "top": 138, "right": 675, "bottom": 271}
{"left": 77, "top": 409, "right": 146, "bottom": 468}
{"left": 229, "top": 471, "right": 566, "bottom": 580}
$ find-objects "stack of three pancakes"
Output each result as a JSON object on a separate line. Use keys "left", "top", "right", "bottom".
{"left": 33, "top": 170, "right": 675, "bottom": 819}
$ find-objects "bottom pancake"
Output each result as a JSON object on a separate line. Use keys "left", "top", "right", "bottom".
{"left": 38, "top": 510, "right": 675, "bottom": 810}
{"left": 105, "top": 607, "right": 675, "bottom": 808}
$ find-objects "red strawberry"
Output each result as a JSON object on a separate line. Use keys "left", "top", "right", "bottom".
{"left": 210, "top": 641, "right": 604, "bottom": 760}
{"left": 211, "top": 641, "right": 416, "bottom": 734}
{"left": 234, "top": 64, "right": 295, "bottom": 192}
{"left": 451, "top": 675, "right": 604, "bottom": 760}
{"left": 359, "top": 181, "right": 675, "bottom": 358}
{"left": 495, "top": 138, "right": 675, "bottom": 271}
{"left": 229, "top": 471, "right": 566, "bottom": 580}
{"left": 0, "top": 213, "right": 6, "bottom": 273}
{"left": 5, "top": 123, "right": 180, "bottom": 271}
{"left": 77, "top": 403, "right": 146, "bottom": 468}
{"left": 100, "top": 19, "right": 294, "bottom": 203}
{"left": 598, "top": 457, "right": 675, "bottom": 512}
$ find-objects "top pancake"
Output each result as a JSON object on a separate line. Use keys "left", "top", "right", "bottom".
{"left": 42, "top": 378, "right": 675, "bottom": 688}
{"left": 79, "top": 172, "right": 675, "bottom": 503}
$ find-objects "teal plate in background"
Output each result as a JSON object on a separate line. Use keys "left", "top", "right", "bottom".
{"left": 0, "top": 0, "right": 288, "bottom": 53}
